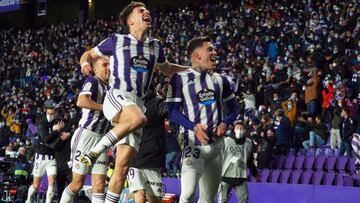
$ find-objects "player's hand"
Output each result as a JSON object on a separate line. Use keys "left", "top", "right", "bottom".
{"left": 81, "top": 62, "right": 93, "bottom": 75}
{"left": 216, "top": 122, "right": 227, "bottom": 137}
{"left": 194, "top": 124, "right": 209, "bottom": 145}
{"left": 60, "top": 132, "right": 71, "bottom": 140}
{"left": 53, "top": 121, "right": 65, "bottom": 131}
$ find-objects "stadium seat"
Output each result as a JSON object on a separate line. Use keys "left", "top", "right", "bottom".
{"left": 304, "top": 156, "right": 315, "bottom": 171}
{"left": 279, "top": 170, "right": 291, "bottom": 183}
{"left": 325, "top": 156, "right": 337, "bottom": 171}
{"left": 313, "top": 171, "right": 324, "bottom": 185}
{"left": 315, "top": 156, "right": 326, "bottom": 171}
{"left": 290, "top": 170, "right": 302, "bottom": 184}
{"left": 284, "top": 155, "right": 295, "bottom": 170}
{"left": 336, "top": 156, "right": 348, "bottom": 173}
{"left": 270, "top": 169, "right": 281, "bottom": 183}
{"left": 335, "top": 174, "right": 344, "bottom": 186}
{"left": 324, "top": 172, "right": 335, "bottom": 185}
{"left": 343, "top": 175, "right": 354, "bottom": 187}
{"left": 273, "top": 156, "right": 286, "bottom": 169}
{"left": 294, "top": 155, "right": 305, "bottom": 170}
{"left": 306, "top": 149, "right": 315, "bottom": 156}
{"left": 260, "top": 169, "right": 270, "bottom": 183}
{"left": 301, "top": 171, "right": 313, "bottom": 184}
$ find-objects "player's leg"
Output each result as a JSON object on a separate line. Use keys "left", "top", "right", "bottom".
{"left": 91, "top": 174, "right": 107, "bottom": 203}
{"left": 198, "top": 146, "right": 223, "bottom": 203}
{"left": 60, "top": 128, "right": 90, "bottom": 203}
{"left": 234, "top": 182, "right": 249, "bottom": 203}
{"left": 105, "top": 144, "right": 137, "bottom": 203}
{"left": 27, "top": 156, "right": 46, "bottom": 203}
{"left": 45, "top": 159, "right": 57, "bottom": 203}
{"left": 80, "top": 92, "right": 146, "bottom": 166}
{"left": 26, "top": 176, "right": 42, "bottom": 203}
{"left": 179, "top": 146, "right": 204, "bottom": 203}
{"left": 217, "top": 181, "right": 231, "bottom": 203}
{"left": 128, "top": 167, "right": 146, "bottom": 203}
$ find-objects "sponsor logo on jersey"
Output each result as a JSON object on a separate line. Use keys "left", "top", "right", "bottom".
{"left": 75, "top": 163, "right": 80, "bottom": 169}
{"left": 196, "top": 89, "right": 216, "bottom": 106}
{"left": 131, "top": 55, "right": 150, "bottom": 73}
{"left": 185, "top": 159, "right": 192, "bottom": 165}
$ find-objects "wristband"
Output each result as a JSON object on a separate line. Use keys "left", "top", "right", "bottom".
{"left": 81, "top": 62, "right": 90, "bottom": 68}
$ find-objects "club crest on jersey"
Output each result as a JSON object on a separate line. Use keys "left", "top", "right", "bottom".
{"left": 130, "top": 55, "right": 149, "bottom": 73}
{"left": 197, "top": 89, "right": 216, "bottom": 106}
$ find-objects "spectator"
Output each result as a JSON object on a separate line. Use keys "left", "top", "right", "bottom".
{"left": 274, "top": 110, "right": 292, "bottom": 155}
{"left": 305, "top": 70, "right": 320, "bottom": 117}
{"left": 302, "top": 115, "right": 326, "bottom": 149}
{"left": 340, "top": 107, "right": 355, "bottom": 157}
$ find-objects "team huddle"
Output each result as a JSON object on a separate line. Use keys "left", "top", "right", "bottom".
{"left": 26, "top": 2, "right": 256, "bottom": 203}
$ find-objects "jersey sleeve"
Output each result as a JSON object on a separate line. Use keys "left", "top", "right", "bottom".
{"left": 166, "top": 73, "right": 182, "bottom": 103}
{"left": 222, "top": 76, "right": 235, "bottom": 102}
{"left": 93, "top": 34, "right": 116, "bottom": 56}
{"left": 156, "top": 41, "right": 167, "bottom": 65}
{"left": 80, "top": 76, "right": 98, "bottom": 96}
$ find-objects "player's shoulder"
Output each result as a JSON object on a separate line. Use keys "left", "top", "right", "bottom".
{"left": 176, "top": 67, "right": 193, "bottom": 76}
{"left": 83, "top": 75, "right": 98, "bottom": 85}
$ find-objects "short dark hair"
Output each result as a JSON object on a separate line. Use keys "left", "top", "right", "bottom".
{"left": 119, "top": 1, "right": 146, "bottom": 32}
{"left": 186, "top": 36, "right": 212, "bottom": 58}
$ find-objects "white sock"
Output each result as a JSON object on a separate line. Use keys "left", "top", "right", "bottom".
{"left": 105, "top": 191, "right": 120, "bottom": 203}
{"left": 26, "top": 185, "right": 37, "bottom": 203}
{"left": 91, "top": 130, "right": 118, "bottom": 154}
{"left": 92, "top": 192, "right": 105, "bottom": 203}
{"left": 59, "top": 186, "right": 76, "bottom": 203}
{"left": 45, "top": 185, "right": 54, "bottom": 203}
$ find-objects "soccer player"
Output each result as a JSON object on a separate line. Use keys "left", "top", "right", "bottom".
{"left": 166, "top": 36, "right": 239, "bottom": 203}
{"left": 78, "top": 2, "right": 187, "bottom": 202}
{"left": 26, "top": 105, "right": 64, "bottom": 203}
{"left": 59, "top": 56, "right": 111, "bottom": 203}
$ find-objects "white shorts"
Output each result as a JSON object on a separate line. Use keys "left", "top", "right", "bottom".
{"left": 103, "top": 89, "right": 144, "bottom": 151}
{"left": 32, "top": 153, "right": 57, "bottom": 177}
{"left": 70, "top": 127, "right": 108, "bottom": 175}
{"left": 127, "top": 167, "right": 164, "bottom": 197}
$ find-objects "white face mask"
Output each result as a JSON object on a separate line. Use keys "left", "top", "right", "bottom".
{"left": 234, "top": 129, "right": 245, "bottom": 139}
{"left": 46, "top": 114, "right": 55, "bottom": 123}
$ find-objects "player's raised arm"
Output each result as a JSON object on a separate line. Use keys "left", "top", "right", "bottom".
{"left": 157, "top": 62, "right": 189, "bottom": 77}
{"left": 79, "top": 49, "right": 99, "bottom": 75}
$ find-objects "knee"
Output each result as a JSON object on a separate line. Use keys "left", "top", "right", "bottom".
{"left": 131, "top": 114, "right": 147, "bottom": 129}
{"left": 69, "top": 180, "right": 83, "bottom": 193}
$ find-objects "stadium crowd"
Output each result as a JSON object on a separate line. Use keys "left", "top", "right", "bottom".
{"left": 0, "top": 0, "right": 360, "bottom": 200}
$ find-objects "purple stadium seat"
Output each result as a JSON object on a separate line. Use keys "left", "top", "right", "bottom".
{"left": 284, "top": 155, "right": 295, "bottom": 169}
{"left": 290, "top": 170, "right": 302, "bottom": 184}
{"left": 334, "top": 149, "right": 340, "bottom": 156}
{"left": 294, "top": 155, "right": 305, "bottom": 170}
{"left": 324, "top": 172, "right": 335, "bottom": 185}
{"left": 315, "top": 156, "right": 326, "bottom": 171}
{"left": 348, "top": 158, "right": 356, "bottom": 174}
{"left": 301, "top": 171, "right": 313, "bottom": 184}
{"left": 325, "top": 156, "right": 337, "bottom": 171}
{"left": 260, "top": 169, "right": 270, "bottom": 183}
{"left": 297, "top": 149, "right": 307, "bottom": 156}
{"left": 280, "top": 170, "right": 291, "bottom": 183}
{"left": 313, "top": 171, "right": 324, "bottom": 185}
{"left": 315, "top": 148, "right": 325, "bottom": 157}
{"left": 304, "top": 156, "right": 315, "bottom": 171}
{"left": 306, "top": 149, "right": 315, "bottom": 156}
{"left": 270, "top": 169, "right": 281, "bottom": 183}
{"left": 343, "top": 175, "right": 354, "bottom": 187}
{"left": 335, "top": 174, "right": 344, "bottom": 186}
{"left": 274, "top": 156, "right": 286, "bottom": 169}
{"left": 336, "top": 156, "right": 348, "bottom": 172}
{"left": 324, "top": 148, "right": 334, "bottom": 156}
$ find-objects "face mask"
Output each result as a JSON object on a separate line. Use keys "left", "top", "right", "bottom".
{"left": 70, "top": 111, "right": 76, "bottom": 119}
{"left": 46, "top": 114, "right": 55, "bottom": 123}
{"left": 234, "top": 129, "right": 245, "bottom": 139}
{"left": 287, "top": 103, "right": 292, "bottom": 109}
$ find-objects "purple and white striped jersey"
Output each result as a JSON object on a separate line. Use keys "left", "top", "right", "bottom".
{"left": 93, "top": 34, "right": 167, "bottom": 97}
{"left": 166, "top": 68, "right": 235, "bottom": 146}
{"left": 78, "top": 76, "right": 111, "bottom": 135}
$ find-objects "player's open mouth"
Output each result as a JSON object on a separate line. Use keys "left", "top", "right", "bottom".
{"left": 143, "top": 15, "right": 152, "bottom": 24}
{"left": 210, "top": 56, "right": 216, "bottom": 65}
